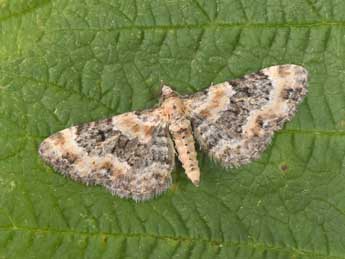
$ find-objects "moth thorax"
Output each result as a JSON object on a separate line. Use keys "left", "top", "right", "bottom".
{"left": 161, "top": 96, "right": 185, "bottom": 121}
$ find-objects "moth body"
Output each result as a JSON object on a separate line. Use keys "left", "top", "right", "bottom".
{"left": 160, "top": 86, "right": 200, "bottom": 186}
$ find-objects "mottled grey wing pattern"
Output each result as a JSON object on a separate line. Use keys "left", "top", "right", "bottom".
{"left": 183, "top": 65, "right": 308, "bottom": 167}
{"left": 39, "top": 110, "right": 175, "bottom": 201}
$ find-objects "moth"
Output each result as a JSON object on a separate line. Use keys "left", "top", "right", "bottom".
{"left": 39, "top": 64, "right": 308, "bottom": 201}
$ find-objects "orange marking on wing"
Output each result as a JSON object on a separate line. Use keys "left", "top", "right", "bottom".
{"left": 280, "top": 89, "right": 289, "bottom": 100}
{"left": 111, "top": 167, "right": 126, "bottom": 180}
{"left": 213, "top": 88, "right": 225, "bottom": 99}
{"left": 131, "top": 123, "right": 140, "bottom": 133}
{"left": 278, "top": 66, "right": 292, "bottom": 77}
{"left": 207, "top": 88, "right": 225, "bottom": 110}
{"left": 99, "top": 162, "right": 125, "bottom": 181}
{"left": 144, "top": 125, "right": 154, "bottom": 137}
{"left": 120, "top": 115, "right": 137, "bottom": 128}
{"left": 199, "top": 109, "right": 210, "bottom": 118}
{"left": 52, "top": 132, "right": 65, "bottom": 146}
{"left": 61, "top": 151, "right": 78, "bottom": 163}
{"left": 100, "top": 161, "right": 113, "bottom": 170}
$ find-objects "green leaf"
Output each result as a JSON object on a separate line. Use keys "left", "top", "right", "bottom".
{"left": 1, "top": 0, "right": 345, "bottom": 258}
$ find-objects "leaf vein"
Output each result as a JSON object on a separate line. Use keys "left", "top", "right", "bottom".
{"left": 0, "top": 226, "right": 344, "bottom": 259}
{"left": 45, "top": 21, "right": 345, "bottom": 34}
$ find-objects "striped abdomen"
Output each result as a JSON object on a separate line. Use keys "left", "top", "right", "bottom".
{"left": 169, "top": 118, "right": 200, "bottom": 186}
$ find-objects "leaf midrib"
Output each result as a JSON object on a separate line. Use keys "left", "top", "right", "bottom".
{"left": 45, "top": 21, "right": 345, "bottom": 34}
{"left": 0, "top": 225, "right": 343, "bottom": 259}
{"left": 1, "top": 0, "right": 345, "bottom": 32}
{"left": 0, "top": 0, "right": 51, "bottom": 23}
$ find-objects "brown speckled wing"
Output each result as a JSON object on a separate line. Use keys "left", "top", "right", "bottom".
{"left": 39, "top": 109, "right": 175, "bottom": 201}
{"left": 184, "top": 64, "right": 308, "bottom": 167}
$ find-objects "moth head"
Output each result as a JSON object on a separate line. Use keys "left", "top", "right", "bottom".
{"left": 159, "top": 84, "right": 185, "bottom": 120}
{"left": 160, "top": 84, "right": 179, "bottom": 102}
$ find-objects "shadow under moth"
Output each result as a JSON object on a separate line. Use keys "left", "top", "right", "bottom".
{"left": 39, "top": 64, "right": 308, "bottom": 201}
